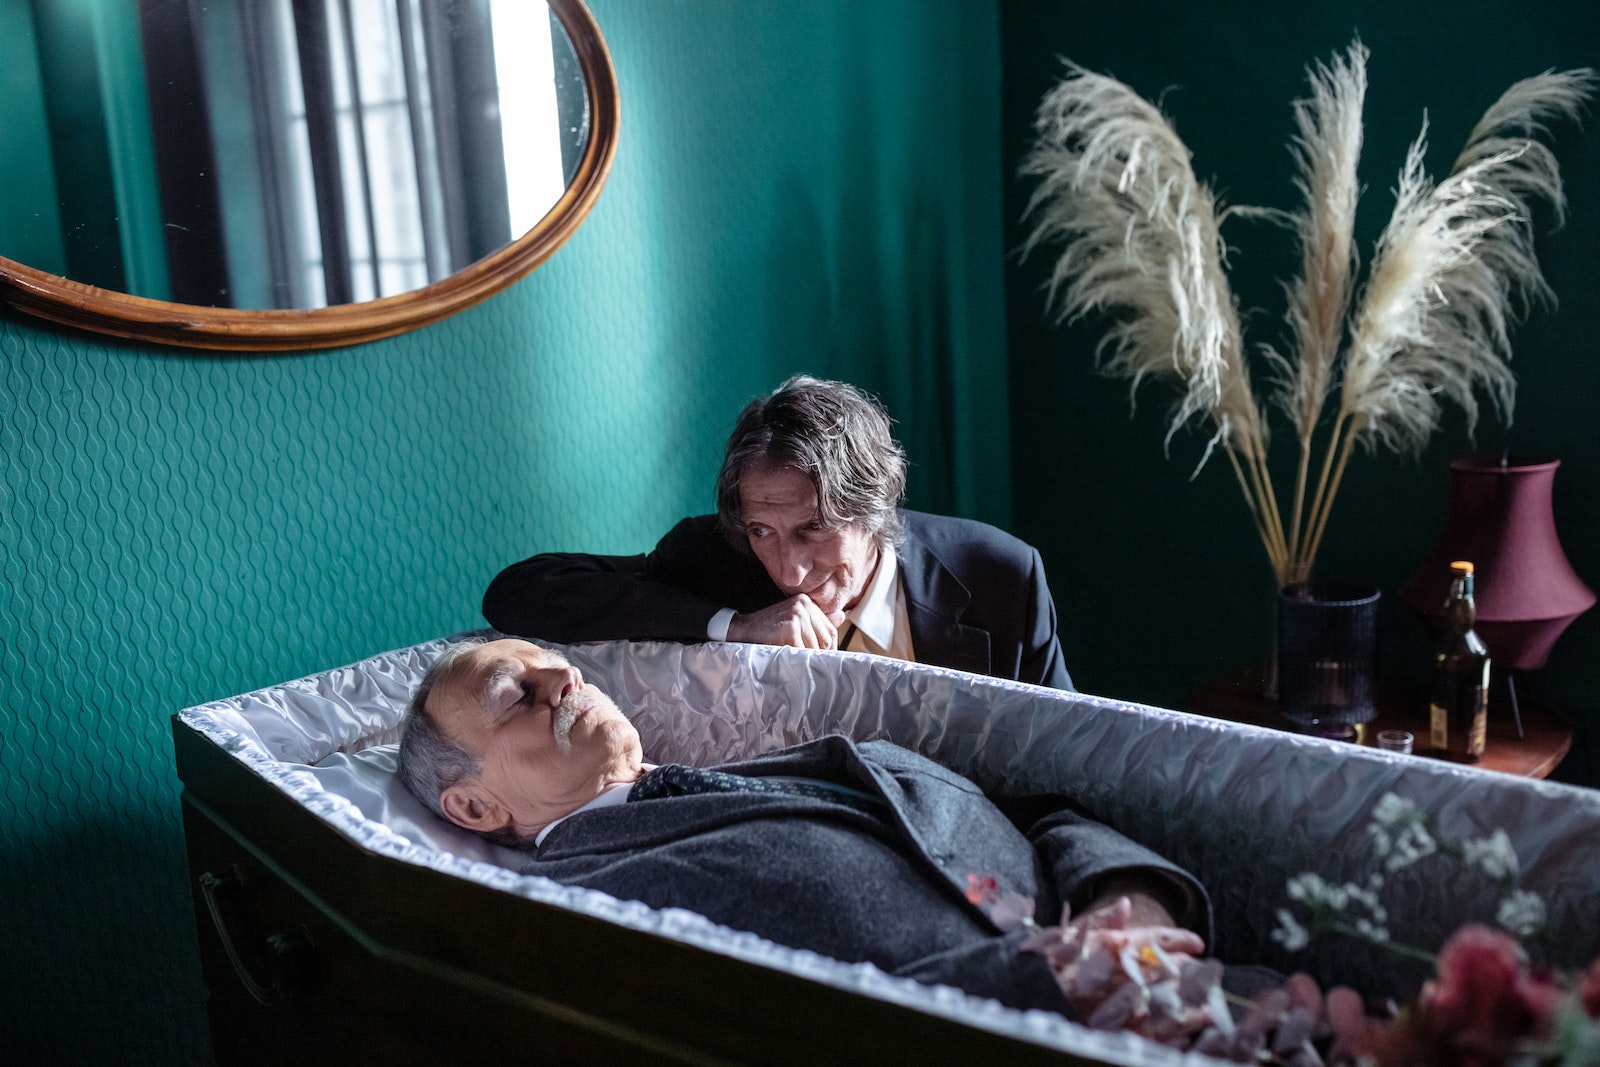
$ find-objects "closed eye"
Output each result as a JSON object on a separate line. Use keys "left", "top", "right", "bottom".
{"left": 491, "top": 690, "right": 534, "bottom": 724}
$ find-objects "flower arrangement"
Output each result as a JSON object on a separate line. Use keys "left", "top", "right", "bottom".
{"left": 1019, "top": 43, "right": 1594, "bottom": 586}
{"left": 1262, "top": 792, "right": 1600, "bottom": 1066}
{"left": 970, "top": 794, "right": 1600, "bottom": 1065}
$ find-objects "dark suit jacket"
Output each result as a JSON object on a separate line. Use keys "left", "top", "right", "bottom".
{"left": 521, "top": 736, "right": 1209, "bottom": 1015}
{"left": 482, "top": 510, "right": 1073, "bottom": 689}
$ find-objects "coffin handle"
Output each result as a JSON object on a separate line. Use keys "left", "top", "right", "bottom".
{"left": 198, "top": 867, "right": 312, "bottom": 1006}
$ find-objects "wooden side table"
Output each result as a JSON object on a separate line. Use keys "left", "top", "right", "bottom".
{"left": 1180, "top": 666, "right": 1574, "bottom": 779}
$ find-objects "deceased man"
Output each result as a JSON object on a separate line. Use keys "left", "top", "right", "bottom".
{"left": 396, "top": 638, "right": 1215, "bottom": 1019}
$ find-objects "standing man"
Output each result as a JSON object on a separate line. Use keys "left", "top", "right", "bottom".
{"left": 482, "top": 376, "right": 1072, "bottom": 689}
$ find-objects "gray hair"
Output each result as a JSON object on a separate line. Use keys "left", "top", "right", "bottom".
{"left": 397, "top": 641, "right": 546, "bottom": 850}
{"left": 396, "top": 640, "right": 484, "bottom": 822}
{"left": 716, "top": 375, "right": 907, "bottom": 552}
{"left": 396, "top": 640, "right": 542, "bottom": 849}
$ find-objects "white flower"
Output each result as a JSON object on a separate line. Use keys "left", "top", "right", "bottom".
{"left": 1273, "top": 908, "right": 1311, "bottom": 952}
{"left": 1285, "top": 872, "right": 1325, "bottom": 903}
{"left": 1287, "top": 872, "right": 1351, "bottom": 909}
{"left": 1369, "top": 794, "right": 1429, "bottom": 866}
{"left": 1284, "top": 872, "right": 1389, "bottom": 921}
{"left": 1371, "top": 792, "right": 1423, "bottom": 828}
{"left": 1496, "top": 890, "right": 1548, "bottom": 937}
{"left": 1462, "top": 829, "right": 1520, "bottom": 881}
{"left": 1384, "top": 821, "right": 1437, "bottom": 871}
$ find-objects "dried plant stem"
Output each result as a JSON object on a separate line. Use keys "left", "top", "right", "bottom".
{"left": 1226, "top": 447, "right": 1286, "bottom": 578}
{"left": 1228, "top": 442, "right": 1291, "bottom": 580}
{"left": 1248, "top": 439, "right": 1291, "bottom": 574}
{"left": 1285, "top": 413, "right": 1349, "bottom": 583}
{"left": 1298, "top": 418, "right": 1362, "bottom": 580}
{"left": 1277, "top": 42, "right": 1367, "bottom": 574}
{"left": 1286, "top": 439, "right": 1315, "bottom": 580}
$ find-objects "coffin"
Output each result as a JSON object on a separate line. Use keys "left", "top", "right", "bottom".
{"left": 172, "top": 632, "right": 1600, "bottom": 1065}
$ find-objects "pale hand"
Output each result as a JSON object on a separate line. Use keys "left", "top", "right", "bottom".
{"left": 1028, "top": 895, "right": 1208, "bottom": 1029}
{"left": 727, "top": 596, "right": 840, "bottom": 650}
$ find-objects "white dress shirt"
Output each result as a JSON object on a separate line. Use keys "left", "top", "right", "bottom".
{"left": 840, "top": 545, "right": 916, "bottom": 663}
{"left": 534, "top": 765, "right": 657, "bottom": 847}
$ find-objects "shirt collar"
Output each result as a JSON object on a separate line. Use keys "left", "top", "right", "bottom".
{"left": 533, "top": 764, "right": 656, "bottom": 847}
{"left": 845, "top": 544, "right": 899, "bottom": 651}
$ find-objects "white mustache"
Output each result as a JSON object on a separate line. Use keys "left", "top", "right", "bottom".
{"left": 551, "top": 687, "right": 613, "bottom": 752}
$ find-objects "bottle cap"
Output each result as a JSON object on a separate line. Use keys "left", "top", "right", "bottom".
{"left": 1450, "top": 561, "right": 1475, "bottom": 575}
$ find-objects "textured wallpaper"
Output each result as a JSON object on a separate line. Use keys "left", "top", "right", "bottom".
{"left": 1, "top": 1, "right": 1009, "bottom": 1061}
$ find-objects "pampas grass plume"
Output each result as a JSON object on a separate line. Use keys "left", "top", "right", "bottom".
{"left": 1022, "top": 45, "right": 1595, "bottom": 586}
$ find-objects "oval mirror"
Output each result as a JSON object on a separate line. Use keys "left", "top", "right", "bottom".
{"left": 0, "top": 0, "right": 617, "bottom": 351}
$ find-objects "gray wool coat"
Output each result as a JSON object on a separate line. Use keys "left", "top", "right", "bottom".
{"left": 521, "top": 735, "right": 1210, "bottom": 1014}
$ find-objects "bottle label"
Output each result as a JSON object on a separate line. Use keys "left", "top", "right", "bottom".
{"left": 1467, "top": 665, "right": 1489, "bottom": 758}
{"left": 1429, "top": 687, "right": 1489, "bottom": 759}
{"left": 1467, "top": 703, "right": 1487, "bottom": 757}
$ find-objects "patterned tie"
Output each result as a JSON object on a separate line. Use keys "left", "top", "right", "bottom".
{"left": 628, "top": 764, "right": 888, "bottom": 818}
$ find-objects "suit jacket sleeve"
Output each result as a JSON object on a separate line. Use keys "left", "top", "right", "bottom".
{"left": 1021, "top": 546, "right": 1073, "bottom": 691}
{"left": 481, "top": 515, "right": 782, "bottom": 642}
{"left": 1026, "top": 807, "right": 1214, "bottom": 948}
{"left": 889, "top": 928, "right": 1072, "bottom": 1014}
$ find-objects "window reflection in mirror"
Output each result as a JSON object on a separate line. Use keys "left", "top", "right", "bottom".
{"left": 4, "top": 0, "right": 589, "bottom": 311}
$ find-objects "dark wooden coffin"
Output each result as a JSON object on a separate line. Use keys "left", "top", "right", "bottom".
{"left": 173, "top": 634, "right": 1600, "bottom": 1065}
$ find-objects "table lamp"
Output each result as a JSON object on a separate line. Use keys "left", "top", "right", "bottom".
{"left": 1400, "top": 455, "right": 1595, "bottom": 731}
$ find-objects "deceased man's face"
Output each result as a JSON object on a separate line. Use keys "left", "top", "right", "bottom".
{"left": 429, "top": 639, "right": 643, "bottom": 839}
{"left": 739, "top": 464, "right": 881, "bottom": 626}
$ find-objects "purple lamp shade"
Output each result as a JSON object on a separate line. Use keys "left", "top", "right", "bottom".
{"left": 1400, "top": 455, "right": 1596, "bottom": 671}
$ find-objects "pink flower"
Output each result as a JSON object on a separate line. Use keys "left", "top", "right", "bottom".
{"left": 964, "top": 873, "right": 1036, "bottom": 931}
{"left": 1582, "top": 956, "right": 1600, "bottom": 1019}
{"left": 1414, "top": 924, "right": 1541, "bottom": 1065}
{"left": 1517, "top": 965, "right": 1567, "bottom": 1027}
{"left": 965, "top": 874, "right": 999, "bottom": 906}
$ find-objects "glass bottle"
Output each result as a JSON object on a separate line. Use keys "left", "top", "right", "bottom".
{"left": 1428, "top": 561, "right": 1490, "bottom": 761}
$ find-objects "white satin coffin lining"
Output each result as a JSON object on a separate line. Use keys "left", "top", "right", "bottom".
{"left": 178, "top": 631, "right": 1600, "bottom": 1065}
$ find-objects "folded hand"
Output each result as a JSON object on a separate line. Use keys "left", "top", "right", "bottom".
{"left": 728, "top": 595, "right": 839, "bottom": 649}
{"left": 1024, "top": 895, "right": 1213, "bottom": 1036}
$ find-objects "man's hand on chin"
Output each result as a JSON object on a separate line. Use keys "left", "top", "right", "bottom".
{"left": 727, "top": 595, "right": 839, "bottom": 649}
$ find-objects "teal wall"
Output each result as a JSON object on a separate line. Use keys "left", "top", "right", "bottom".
{"left": 1001, "top": 0, "right": 1600, "bottom": 781}
{"left": 0, "top": 2, "right": 1007, "bottom": 1061}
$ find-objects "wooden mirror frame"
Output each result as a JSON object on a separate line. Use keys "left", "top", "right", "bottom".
{"left": 0, "top": 0, "right": 618, "bottom": 353}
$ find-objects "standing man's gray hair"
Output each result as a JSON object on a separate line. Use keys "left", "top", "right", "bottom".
{"left": 716, "top": 375, "right": 907, "bottom": 552}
